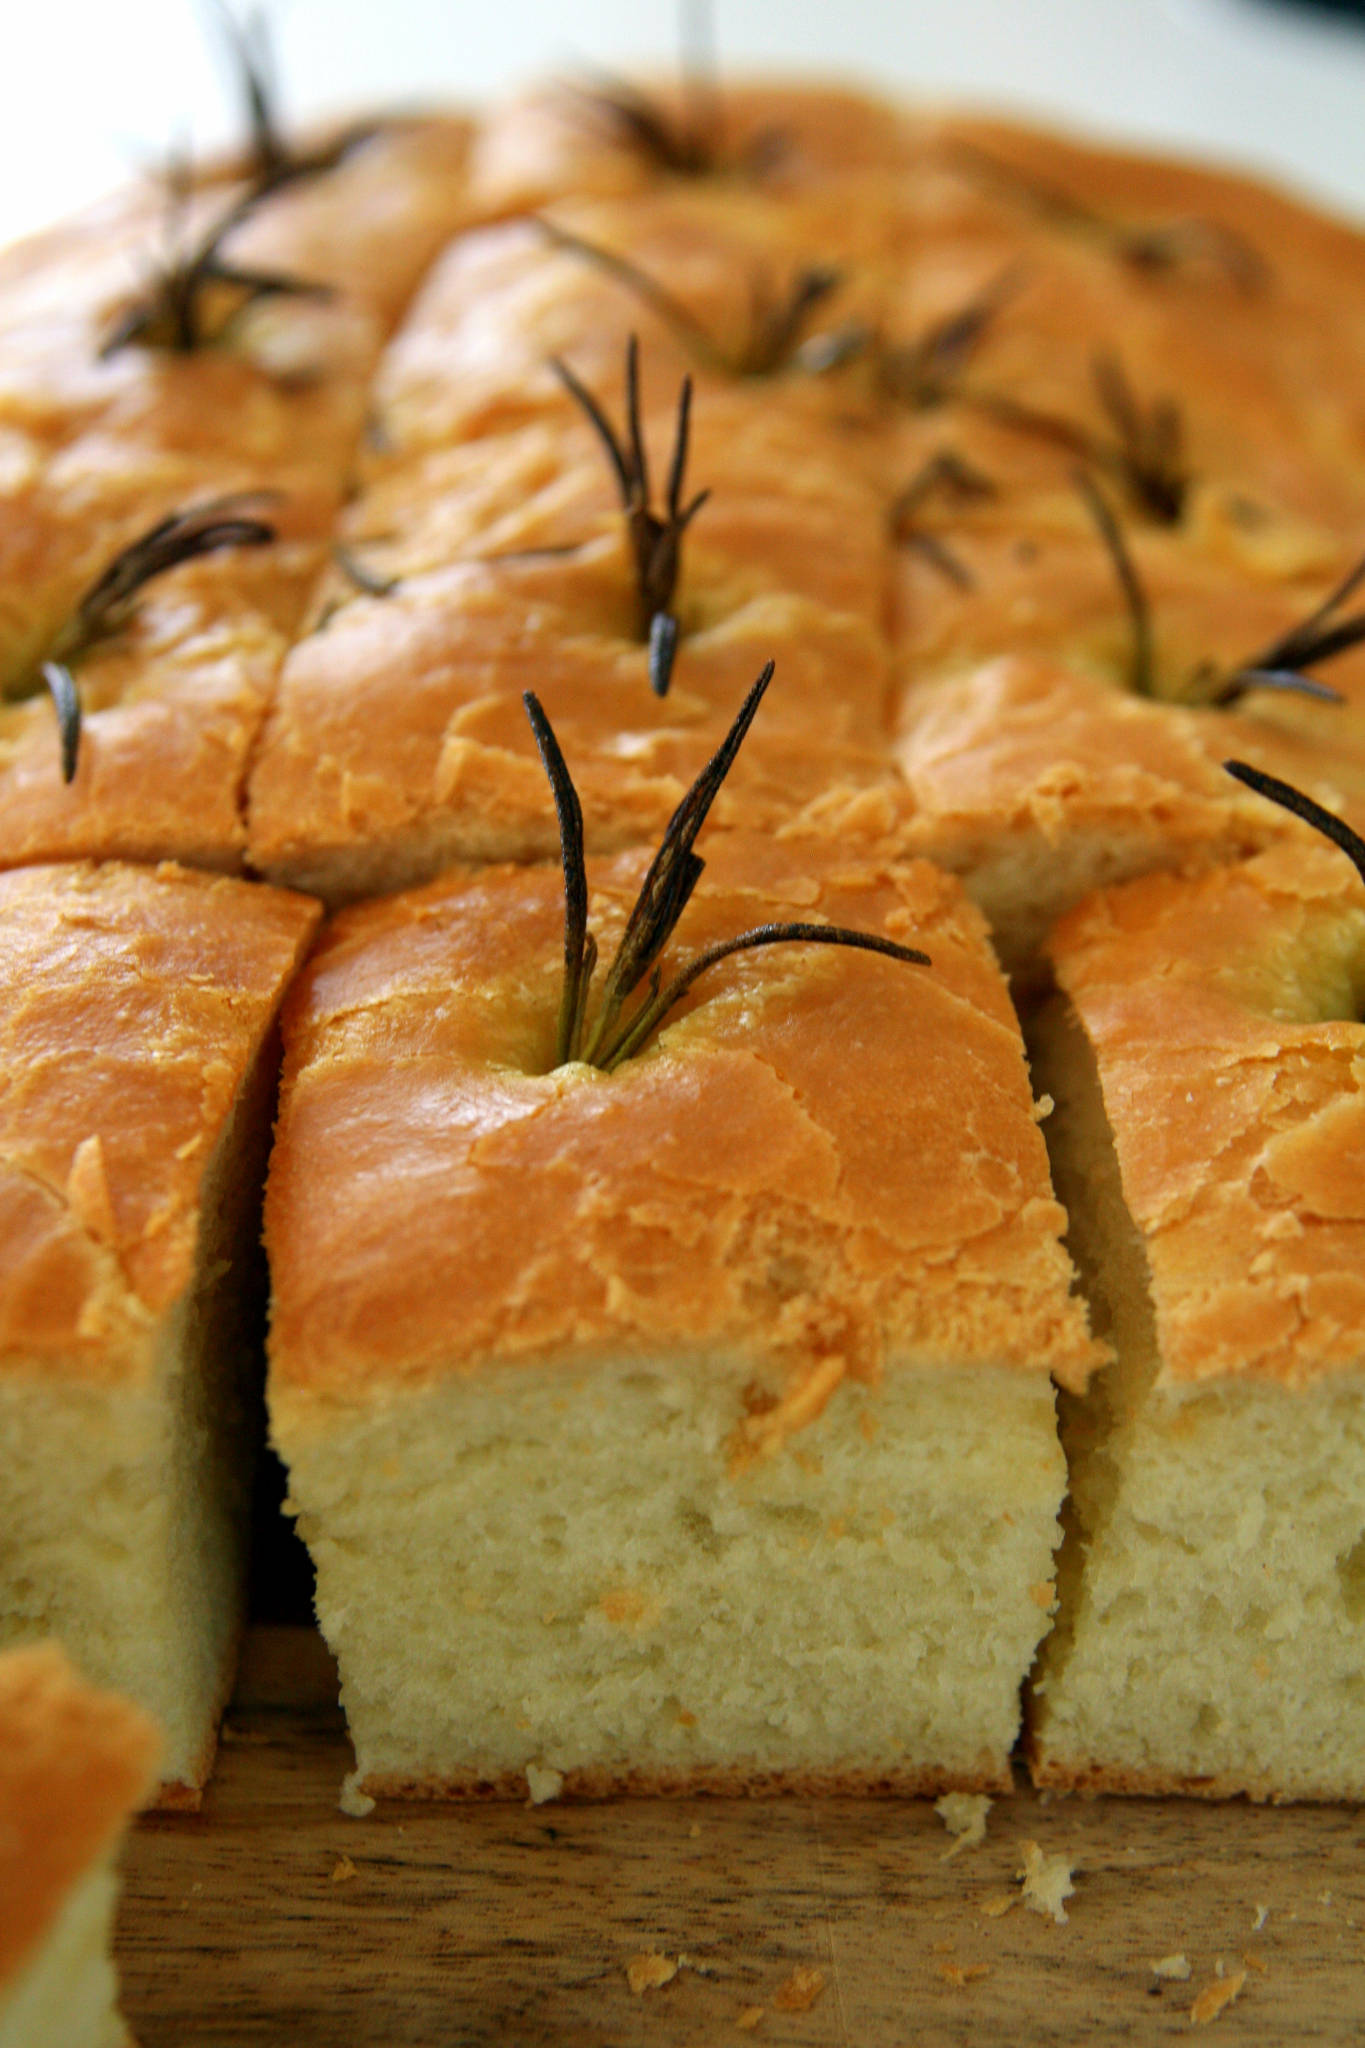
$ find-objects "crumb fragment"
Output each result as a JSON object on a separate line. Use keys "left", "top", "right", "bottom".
{"left": 626, "top": 1953, "right": 678, "bottom": 1996}
{"left": 980, "top": 1892, "right": 1016, "bottom": 1919}
{"left": 1151, "top": 1954, "right": 1191, "bottom": 1981}
{"left": 338, "top": 1777, "right": 375, "bottom": 1818}
{"left": 735, "top": 2006, "right": 765, "bottom": 2031}
{"left": 1018, "top": 1840, "right": 1076, "bottom": 1924}
{"left": 330, "top": 1855, "right": 357, "bottom": 1884}
{"left": 935, "top": 1792, "right": 992, "bottom": 1859}
{"left": 1242, "top": 1951, "right": 1267, "bottom": 1975}
{"left": 938, "top": 1962, "right": 990, "bottom": 1987}
{"left": 689, "top": 1822, "right": 702, "bottom": 1838}
{"left": 525, "top": 1763, "right": 564, "bottom": 1805}
{"left": 772, "top": 1965, "right": 825, "bottom": 2012}
{"left": 1252, "top": 1902, "right": 1269, "bottom": 1932}
{"left": 1191, "top": 1970, "right": 1247, "bottom": 2025}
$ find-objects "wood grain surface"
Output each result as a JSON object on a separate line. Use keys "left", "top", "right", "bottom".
{"left": 116, "top": 1628, "right": 1365, "bottom": 2046}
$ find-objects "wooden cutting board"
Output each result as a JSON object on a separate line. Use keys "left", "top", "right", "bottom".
{"left": 116, "top": 1626, "right": 1365, "bottom": 2046}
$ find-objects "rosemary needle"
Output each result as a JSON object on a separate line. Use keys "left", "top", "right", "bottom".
{"left": 524, "top": 666, "right": 930, "bottom": 1071}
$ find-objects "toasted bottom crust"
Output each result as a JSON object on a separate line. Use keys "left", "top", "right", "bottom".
{"left": 354, "top": 1754, "right": 1013, "bottom": 1802}
{"left": 1027, "top": 1749, "right": 1365, "bottom": 1805}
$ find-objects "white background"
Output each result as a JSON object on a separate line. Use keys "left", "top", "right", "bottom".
{"left": 2, "top": 0, "right": 1364, "bottom": 247}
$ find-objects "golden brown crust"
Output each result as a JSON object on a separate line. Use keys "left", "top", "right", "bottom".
{"left": 467, "top": 79, "right": 922, "bottom": 227}
{"left": 341, "top": 397, "right": 890, "bottom": 627}
{"left": 1046, "top": 840, "right": 1365, "bottom": 1389}
{"left": 897, "top": 120, "right": 1365, "bottom": 534}
{"left": 222, "top": 116, "right": 476, "bottom": 336}
{"left": 246, "top": 554, "right": 896, "bottom": 900}
{"left": 922, "top": 110, "right": 1365, "bottom": 304}
{"left": 267, "top": 816, "right": 1100, "bottom": 1409}
{"left": 0, "top": 861, "right": 320, "bottom": 1370}
{"left": 0, "top": 1642, "right": 159, "bottom": 1988}
{"left": 0, "top": 179, "right": 375, "bottom": 480}
{"left": 0, "top": 541, "right": 324, "bottom": 874}
{"left": 364, "top": 200, "right": 886, "bottom": 461}
{"left": 0, "top": 121, "right": 486, "bottom": 878}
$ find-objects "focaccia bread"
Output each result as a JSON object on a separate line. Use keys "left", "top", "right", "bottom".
{"left": 0, "top": 862, "right": 320, "bottom": 1805}
{"left": 0, "top": 116, "right": 481, "bottom": 875}
{"left": 4, "top": 62, "right": 1365, "bottom": 1821}
{"left": 1028, "top": 837, "right": 1365, "bottom": 1797}
{"left": 0, "top": 1643, "right": 159, "bottom": 2048}
{"left": 266, "top": 812, "right": 1099, "bottom": 1798}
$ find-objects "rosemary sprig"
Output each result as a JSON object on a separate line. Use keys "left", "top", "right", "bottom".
{"left": 537, "top": 218, "right": 843, "bottom": 379}
{"left": 551, "top": 336, "right": 709, "bottom": 696}
{"left": 100, "top": 166, "right": 332, "bottom": 359}
{"left": 1074, "top": 468, "right": 1156, "bottom": 698}
{"left": 576, "top": 0, "right": 720, "bottom": 173}
{"left": 1074, "top": 471, "right": 1352, "bottom": 710}
{"left": 889, "top": 450, "right": 996, "bottom": 589}
{"left": 1, "top": 494, "right": 275, "bottom": 781}
{"left": 1223, "top": 762, "right": 1365, "bottom": 883}
{"left": 971, "top": 352, "right": 1188, "bottom": 524}
{"left": 209, "top": 1, "right": 378, "bottom": 197}
{"left": 565, "top": 0, "right": 781, "bottom": 181}
{"left": 1204, "top": 552, "right": 1365, "bottom": 707}
{"left": 950, "top": 139, "right": 1267, "bottom": 293}
{"left": 878, "top": 266, "right": 1024, "bottom": 411}
{"left": 524, "top": 667, "right": 930, "bottom": 1071}
{"left": 524, "top": 694, "right": 595, "bottom": 1064}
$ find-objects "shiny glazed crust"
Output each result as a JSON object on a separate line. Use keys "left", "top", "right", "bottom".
{"left": 0, "top": 861, "right": 320, "bottom": 1373}
{"left": 267, "top": 816, "right": 1101, "bottom": 1410}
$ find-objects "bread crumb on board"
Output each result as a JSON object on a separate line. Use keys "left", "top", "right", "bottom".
{"left": 338, "top": 1777, "right": 375, "bottom": 1818}
{"left": 772, "top": 1965, "right": 825, "bottom": 2012}
{"left": 329, "top": 1855, "right": 358, "bottom": 1884}
{"left": 1150, "top": 1953, "right": 1191, "bottom": 1981}
{"left": 626, "top": 1953, "right": 679, "bottom": 1996}
{"left": 1191, "top": 1969, "right": 1247, "bottom": 2025}
{"left": 938, "top": 1961, "right": 990, "bottom": 1987}
{"left": 525, "top": 1762, "right": 564, "bottom": 1805}
{"left": 1018, "top": 1840, "right": 1076, "bottom": 1924}
{"left": 935, "top": 1791, "right": 992, "bottom": 1859}
{"left": 735, "top": 2006, "right": 766, "bottom": 2032}
{"left": 980, "top": 1892, "right": 1016, "bottom": 1919}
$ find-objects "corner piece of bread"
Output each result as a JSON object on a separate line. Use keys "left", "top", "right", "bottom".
{"left": 0, "top": 1641, "right": 159, "bottom": 2048}
{"left": 267, "top": 813, "right": 1101, "bottom": 1798}
{"left": 0, "top": 862, "right": 321, "bottom": 1806}
{"left": 1028, "top": 840, "right": 1365, "bottom": 1797}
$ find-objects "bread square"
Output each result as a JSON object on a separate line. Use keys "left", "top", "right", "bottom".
{"left": 0, "top": 862, "right": 320, "bottom": 1805}
{"left": 1028, "top": 839, "right": 1365, "bottom": 1797}
{"left": 267, "top": 809, "right": 1098, "bottom": 1798}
